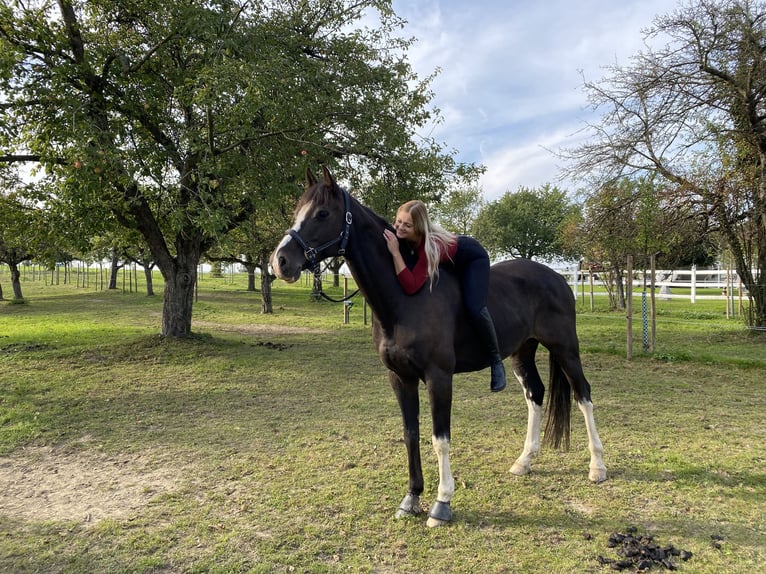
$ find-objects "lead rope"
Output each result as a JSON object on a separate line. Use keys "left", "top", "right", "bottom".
{"left": 312, "top": 261, "right": 360, "bottom": 303}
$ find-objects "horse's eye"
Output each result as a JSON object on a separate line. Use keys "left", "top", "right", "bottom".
{"left": 316, "top": 209, "right": 330, "bottom": 220}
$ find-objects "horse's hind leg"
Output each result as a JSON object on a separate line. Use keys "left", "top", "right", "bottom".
{"left": 509, "top": 341, "right": 544, "bottom": 477}
{"left": 578, "top": 398, "right": 607, "bottom": 483}
{"left": 556, "top": 350, "right": 607, "bottom": 483}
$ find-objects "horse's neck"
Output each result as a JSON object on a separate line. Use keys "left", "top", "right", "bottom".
{"left": 344, "top": 204, "right": 403, "bottom": 328}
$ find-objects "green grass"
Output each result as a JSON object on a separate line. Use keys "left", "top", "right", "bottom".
{"left": 1, "top": 273, "right": 765, "bottom": 573}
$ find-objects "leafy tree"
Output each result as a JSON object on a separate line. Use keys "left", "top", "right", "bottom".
{"left": 567, "top": 0, "right": 766, "bottom": 325}
{"left": 431, "top": 185, "right": 484, "bottom": 234}
{"left": 574, "top": 177, "right": 717, "bottom": 309}
{"left": 0, "top": 192, "right": 49, "bottom": 300}
{"left": 207, "top": 200, "right": 292, "bottom": 312}
{"left": 472, "top": 184, "right": 579, "bottom": 261}
{"left": 0, "top": 0, "right": 472, "bottom": 336}
{"left": 576, "top": 179, "right": 645, "bottom": 309}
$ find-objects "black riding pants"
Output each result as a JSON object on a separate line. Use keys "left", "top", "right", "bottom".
{"left": 452, "top": 235, "right": 491, "bottom": 319}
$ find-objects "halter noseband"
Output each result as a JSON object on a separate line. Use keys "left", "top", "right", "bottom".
{"left": 287, "top": 187, "right": 353, "bottom": 272}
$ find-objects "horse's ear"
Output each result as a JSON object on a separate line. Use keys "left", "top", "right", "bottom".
{"left": 322, "top": 165, "right": 336, "bottom": 188}
{"left": 305, "top": 168, "right": 317, "bottom": 190}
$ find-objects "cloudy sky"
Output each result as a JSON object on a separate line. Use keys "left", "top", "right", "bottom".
{"left": 390, "top": 0, "right": 677, "bottom": 200}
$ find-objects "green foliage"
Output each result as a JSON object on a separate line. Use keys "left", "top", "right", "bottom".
{"left": 430, "top": 184, "right": 484, "bottom": 235}
{"left": 472, "top": 183, "right": 579, "bottom": 260}
{"left": 0, "top": 0, "right": 475, "bottom": 335}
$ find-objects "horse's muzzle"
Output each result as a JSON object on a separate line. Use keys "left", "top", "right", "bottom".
{"left": 270, "top": 245, "right": 303, "bottom": 283}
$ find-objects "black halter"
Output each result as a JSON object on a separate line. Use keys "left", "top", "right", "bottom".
{"left": 287, "top": 187, "right": 358, "bottom": 303}
{"left": 287, "top": 187, "right": 352, "bottom": 270}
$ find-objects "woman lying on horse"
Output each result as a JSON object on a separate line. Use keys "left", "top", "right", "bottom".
{"left": 383, "top": 200, "right": 507, "bottom": 393}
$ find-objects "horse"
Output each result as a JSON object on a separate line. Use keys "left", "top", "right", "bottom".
{"left": 271, "top": 167, "right": 606, "bottom": 527}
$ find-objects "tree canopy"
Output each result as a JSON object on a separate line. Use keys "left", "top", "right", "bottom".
{"left": 0, "top": 0, "right": 474, "bottom": 335}
{"left": 472, "top": 184, "right": 579, "bottom": 261}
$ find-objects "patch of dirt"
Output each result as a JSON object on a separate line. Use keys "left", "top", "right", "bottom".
{"left": 192, "top": 321, "right": 325, "bottom": 336}
{"left": 0, "top": 342, "right": 51, "bottom": 354}
{"left": 0, "top": 441, "right": 184, "bottom": 526}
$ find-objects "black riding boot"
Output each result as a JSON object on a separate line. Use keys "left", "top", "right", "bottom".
{"left": 475, "top": 307, "right": 507, "bottom": 392}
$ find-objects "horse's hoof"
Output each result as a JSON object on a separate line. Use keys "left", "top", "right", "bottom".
{"left": 395, "top": 493, "right": 422, "bottom": 518}
{"left": 510, "top": 460, "right": 531, "bottom": 476}
{"left": 427, "top": 500, "right": 452, "bottom": 526}
{"left": 426, "top": 516, "right": 449, "bottom": 528}
{"left": 589, "top": 467, "right": 607, "bottom": 483}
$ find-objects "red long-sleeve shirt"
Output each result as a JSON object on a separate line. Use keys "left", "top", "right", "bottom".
{"left": 396, "top": 239, "right": 458, "bottom": 294}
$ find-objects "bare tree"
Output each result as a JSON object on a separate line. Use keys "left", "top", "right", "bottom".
{"left": 566, "top": 0, "right": 766, "bottom": 326}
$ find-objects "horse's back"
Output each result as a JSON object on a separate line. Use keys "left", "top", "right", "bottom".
{"left": 487, "top": 258, "right": 578, "bottom": 354}
{"left": 490, "top": 259, "right": 574, "bottom": 309}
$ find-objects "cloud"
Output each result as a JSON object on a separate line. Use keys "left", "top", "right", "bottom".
{"left": 393, "top": 0, "right": 675, "bottom": 199}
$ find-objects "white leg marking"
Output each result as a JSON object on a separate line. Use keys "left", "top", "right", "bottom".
{"left": 431, "top": 436, "right": 454, "bottom": 503}
{"left": 578, "top": 400, "right": 607, "bottom": 483}
{"left": 511, "top": 398, "right": 542, "bottom": 476}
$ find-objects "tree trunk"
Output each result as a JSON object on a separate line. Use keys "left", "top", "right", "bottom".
{"left": 160, "top": 259, "right": 198, "bottom": 337}
{"left": 614, "top": 266, "right": 626, "bottom": 309}
{"left": 311, "top": 273, "right": 322, "bottom": 301}
{"left": 108, "top": 250, "right": 123, "bottom": 290}
{"left": 9, "top": 262, "right": 23, "bottom": 300}
{"left": 244, "top": 262, "right": 258, "bottom": 292}
{"left": 144, "top": 265, "right": 155, "bottom": 297}
{"left": 259, "top": 253, "right": 273, "bottom": 314}
{"left": 329, "top": 257, "right": 343, "bottom": 287}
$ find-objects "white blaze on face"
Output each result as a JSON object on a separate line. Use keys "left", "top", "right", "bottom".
{"left": 271, "top": 200, "right": 315, "bottom": 278}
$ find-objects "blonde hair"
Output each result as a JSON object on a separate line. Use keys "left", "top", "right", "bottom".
{"left": 398, "top": 200, "right": 456, "bottom": 289}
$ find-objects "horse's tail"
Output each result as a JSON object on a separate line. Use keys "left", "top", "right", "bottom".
{"left": 544, "top": 356, "right": 571, "bottom": 450}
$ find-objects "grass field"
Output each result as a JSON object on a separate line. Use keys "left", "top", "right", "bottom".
{"left": 1, "top": 271, "right": 765, "bottom": 573}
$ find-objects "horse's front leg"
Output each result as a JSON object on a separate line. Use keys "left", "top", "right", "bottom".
{"left": 426, "top": 371, "right": 454, "bottom": 528}
{"left": 389, "top": 371, "right": 424, "bottom": 518}
{"left": 510, "top": 396, "right": 543, "bottom": 476}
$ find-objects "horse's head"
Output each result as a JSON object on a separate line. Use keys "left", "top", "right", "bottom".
{"left": 271, "top": 166, "right": 352, "bottom": 283}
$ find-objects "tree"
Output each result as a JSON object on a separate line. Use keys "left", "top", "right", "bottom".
{"left": 472, "top": 184, "right": 579, "bottom": 261}
{"left": 576, "top": 179, "right": 650, "bottom": 309}
{"left": 207, "top": 200, "right": 292, "bottom": 312}
{"left": 0, "top": 192, "right": 58, "bottom": 300}
{"left": 0, "top": 0, "right": 471, "bottom": 337}
{"left": 574, "top": 177, "right": 717, "bottom": 309}
{"left": 431, "top": 185, "right": 484, "bottom": 234}
{"left": 567, "top": 0, "right": 766, "bottom": 326}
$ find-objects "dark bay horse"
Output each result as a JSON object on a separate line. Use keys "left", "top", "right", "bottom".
{"left": 271, "top": 167, "right": 606, "bottom": 527}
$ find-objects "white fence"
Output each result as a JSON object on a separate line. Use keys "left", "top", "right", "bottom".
{"left": 560, "top": 265, "right": 749, "bottom": 303}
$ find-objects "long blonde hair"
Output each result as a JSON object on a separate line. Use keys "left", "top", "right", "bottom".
{"left": 398, "top": 200, "right": 456, "bottom": 289}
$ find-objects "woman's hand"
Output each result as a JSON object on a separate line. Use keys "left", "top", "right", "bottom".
{"left": 383, "top": 229, "right": 400, "bottom": 256}
{"left": 384, "top": 229, "right": 407, "bottom": 274}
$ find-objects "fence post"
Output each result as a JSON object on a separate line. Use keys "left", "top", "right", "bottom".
{"left": 626, "top": 255, "right": 633, "bottom": 360}
{"left": 650, "top": 253, "right": 656, "bottom": 353}
{"left": 343, "top": 277, "right": 350, "bottom": 324}
{"left": 690, "top": 264, "right": 696, "bottom": 304}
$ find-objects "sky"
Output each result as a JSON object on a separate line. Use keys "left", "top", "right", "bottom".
{"left": 390, "top": 0, "right": 677, "bottom": 201}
